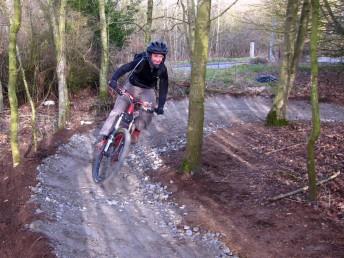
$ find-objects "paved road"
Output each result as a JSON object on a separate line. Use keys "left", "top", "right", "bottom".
{"left": 172, "top": 61, "right": 249, "bottom": 71}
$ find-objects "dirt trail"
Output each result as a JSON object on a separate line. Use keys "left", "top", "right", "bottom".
{"left": 30, "top": 95, "right": 344, "bottom": 258}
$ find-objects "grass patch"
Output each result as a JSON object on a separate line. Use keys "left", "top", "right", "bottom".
{"left": 171, "top": 63, "right": 280, "bottom": 91}
{"left": 205, "top": 64, "right": 279, "bottom": 87}
{"left": 298, "top": 63, "right": 344, "bottom": 73}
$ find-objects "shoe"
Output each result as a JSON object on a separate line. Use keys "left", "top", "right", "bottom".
{"left": 96, "top": 136, "right": 107, "bottom": 150}
{"left": 131, "top": 129, "right": 140, "bottom": 144}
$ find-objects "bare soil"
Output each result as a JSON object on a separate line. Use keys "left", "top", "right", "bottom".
{"left": 148, "top": 122, "right": 344, "bottom": 258}
{"left": 290, "top": 68, "right": 344, "bottom": 105}
{"left": 0, "top": 88, "right": 98, "bottom": 257}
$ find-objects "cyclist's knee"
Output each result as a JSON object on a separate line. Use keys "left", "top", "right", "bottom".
{"left": 135, "top": 118, "right": 146, "bottom": 131}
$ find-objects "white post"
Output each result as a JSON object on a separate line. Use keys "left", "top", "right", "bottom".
{"left": 250, "top": 41, "right": 255, "bottom": 58}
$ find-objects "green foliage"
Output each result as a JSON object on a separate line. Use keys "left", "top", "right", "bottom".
{"left": 67, "top": 64, "right": 97, "bottom": 93}
{"left": 249, "top": 57, "right": 268, "bottom": 64}
{"left": 265, "top": 110, "right": 289, "bottom": 126}
{"left": 68, "top": 0, "right": 139, "bottom": 47}
{"left": 182, "top": 159, "right": 191, "bottom": 173}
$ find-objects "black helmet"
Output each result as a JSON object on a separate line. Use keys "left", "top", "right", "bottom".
{"left": 146, "top": 41, "right": 168, "bottom": 56}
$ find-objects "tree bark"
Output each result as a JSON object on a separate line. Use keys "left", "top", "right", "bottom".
{"left": 266, "top": 0, "right": 300, "bottom": 126}
{"left": 98, "top": 0, "right": 109, "bottom": 100}
{"left": 183, "top": 0, "right": 211, "bottom": 173}
{"left": 215, "top": 4, "right": 220, "bottom": 56}
{"left": 57, "top": 0, "right": 68, "bottom": 128}
{"left": 145, "top": 0, "right": 153, "bottom": 44}
{"left": 0, "top": 79, "right": 3, "bottom": 113}
{"left": 307, "top": 0, "right": 321, "bottom": 201}
{"left": 17, "top": 45, "right": 37, "bottom": 152}
{"left": 287, "top": 0, "right": 311, "bottom": 97}
{"left": 47, "top": 0, "right": 68, "bottom": 128}
{"left": 322, "top": 0, "right": 344, "bottom": 35}
{"left": 48, "top": 0, "right": 69, "bottom": 129}
{"left": 269, "top": 16, "right": 277, "bottom": 63}
{"left": 8, "top": 0, "right": 21, "bottom": 167}
{"left": 186, "top": 0, "right": 196, "bottom": 56}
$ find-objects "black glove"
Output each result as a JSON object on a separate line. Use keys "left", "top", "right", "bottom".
{"left": 108, "top": 80, "right": 117, "bottom": 90}
{"left": 155, "top": 106, "right": 164, "bottom": 115}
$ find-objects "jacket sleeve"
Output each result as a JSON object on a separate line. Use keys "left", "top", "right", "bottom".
{"left": 158, "top": 67, "right": 169, "bottom": 108}
{"left": 110, "top": 58, "right": 141, "bottom": 82}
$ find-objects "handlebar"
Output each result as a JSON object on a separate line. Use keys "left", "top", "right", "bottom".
{"left": 114, "top": 87, "right": 155, "bottom": 113}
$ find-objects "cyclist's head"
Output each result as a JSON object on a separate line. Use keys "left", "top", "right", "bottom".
{"left": 146, "top": 41, "right": 168, "bottom": 56}
{"left": 146, "top": 41, "right": 168, "bottom": 68}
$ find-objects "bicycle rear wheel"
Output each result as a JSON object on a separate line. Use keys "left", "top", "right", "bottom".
{"left": 92, "top": 128, "right": 131, "bottom": 184}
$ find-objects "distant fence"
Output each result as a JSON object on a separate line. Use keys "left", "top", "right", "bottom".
{"left": 317, "top": 56, "right": 344, "bottom": 63}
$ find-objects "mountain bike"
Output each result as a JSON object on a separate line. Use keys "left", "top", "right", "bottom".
{"left": 92, "top": 88, "right": 154, "bottom": 183}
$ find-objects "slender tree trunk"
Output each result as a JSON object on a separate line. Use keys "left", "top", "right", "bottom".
{"left": 48, "top": 0, "right": 68, "bottom": 129}
{"left": 58, "top": 0, "right": 68, "bottom": 128}
{"left": 0, "top": 12, "right": 6, "bottom": 113}
{"left": 17, "top": 45, "right": 37, "bottom": 152}
{"left": 269, "top": 16, "right": 276, "bottom": 63}
{"left": 98, "top": 0, "right": 109, "bottom": 100}
{"left": 266, "top": 0, "right": 299, "bottom": 126}
{"left": 322, "top": 0, "right": 344, "bottom": 35}
{"left": 186, "top": 0, "right": 196, "bottom": 56}
{"left": 215, "top": 4, "right": 220, "bottom": 57}
{"left": 287, "top": 0, "right": 311, "bottom": 97}
{"left": 0, "top": 80, "right": 3, "bottom": 113}
{"left": 307, "top": 0, "right": 320, "bottom": 201}
{"left": 8, "top": 0, "right": 21, "bottom": 167}
{"left": 145, "top": 0, "right": 153, "bottom": 44}
{"left": 183, "top": 0, "right": 211, "bottom": 174}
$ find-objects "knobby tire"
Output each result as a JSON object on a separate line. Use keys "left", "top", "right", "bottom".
{"left": 92, "top": 128, "right": 131, "bottom": 184}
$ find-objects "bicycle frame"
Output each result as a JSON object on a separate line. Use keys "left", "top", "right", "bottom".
{"left": 103, "top": 89, "right": 153, "bottom": 153}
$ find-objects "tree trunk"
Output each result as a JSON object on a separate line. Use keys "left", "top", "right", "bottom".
{"left": 266, "top": 0, "right": 300, "bottom": 126}
{"left": 57, "top": 0, "right": 68, "bottom": 129}
{"left": 215, "top": 4, "right": 220, "bottom": 57}
{"left": 287, "top": 0, "right": 311, "bottom": 97}
{"left": 186, "top": 0, "right": 196, "bottom": 56}
{"left": 17, "top": 45, "right": 37, "bottom": 152}
{"left": 98, "top": 0, "right": 109, "bottom": 100}
{"left": 48, "top": 0, "right": 68, "bottom": 129}
{"left": 0, "top": 79, "right": 3, "bottom": 113}
{"left": 322, "top": 0, "right": 344, "bottom": 35}
{"left": 269, "top": 16, "right": 276, "bottom": 63}
{"left": 307, "top": 0, "right": 320, "bottom": 201}
{"left": 145, "top": 0, "right": 153, "bottom": 44}
{"left": 8, "top": 0, "right": 21, "bottom": 167}
{"left": 183, "top": 0, "right": 211, "bottom": 174}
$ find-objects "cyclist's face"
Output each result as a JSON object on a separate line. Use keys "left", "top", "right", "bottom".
{"left": 151, "top": 53, "right": 164, "bottom": 65}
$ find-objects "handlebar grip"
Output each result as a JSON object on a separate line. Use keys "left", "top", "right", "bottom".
{"left": 115, "top": 87, "right": 123, "bottom": 95}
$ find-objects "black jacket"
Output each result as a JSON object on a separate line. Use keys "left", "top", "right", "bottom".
{"left": 110, "top": 53, "right": 168, "bottom": 109}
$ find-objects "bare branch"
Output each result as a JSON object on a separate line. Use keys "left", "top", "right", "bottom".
{"left": 268, "top": 171, "right": 341, "bottom": 202}
{"left": 322, "top": 0, "right": 344, "bottom": 35}
{"left": 165, "top": 22, "right": 184, "bottom": 31}
{"left": 210, "top": 0, "right": 240, "bottom": 22}
{"left": 164, "top": 16, "right": 189, "bottom": 24}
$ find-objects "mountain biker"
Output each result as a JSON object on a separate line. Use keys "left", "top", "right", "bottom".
{"left": 97, "top": 41, "right": 169, "bottom": 146}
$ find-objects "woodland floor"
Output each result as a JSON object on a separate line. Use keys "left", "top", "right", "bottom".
{"left": 1, "top": 68, "right": 344, "bottom": 257}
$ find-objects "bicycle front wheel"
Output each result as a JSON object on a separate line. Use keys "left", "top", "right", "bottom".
{"left": 92, "top": 128, "right": 131, "bottom": 184}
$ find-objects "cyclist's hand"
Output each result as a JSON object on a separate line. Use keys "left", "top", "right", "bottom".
{"left": 115, "top": 87, "right": 124, "bottom": 95}
{"left": 108, "top": 86, "right": 116, "bottom": 97}
{"left": 155, "top": 106, "right": 164, "bottom": 115}
{"left": 108, "top": 80, "right": 117, "bottom": 90}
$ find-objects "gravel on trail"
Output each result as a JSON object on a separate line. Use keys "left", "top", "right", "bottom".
{"left": 29, "top": 95, "right": 344, "bottom": 258}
